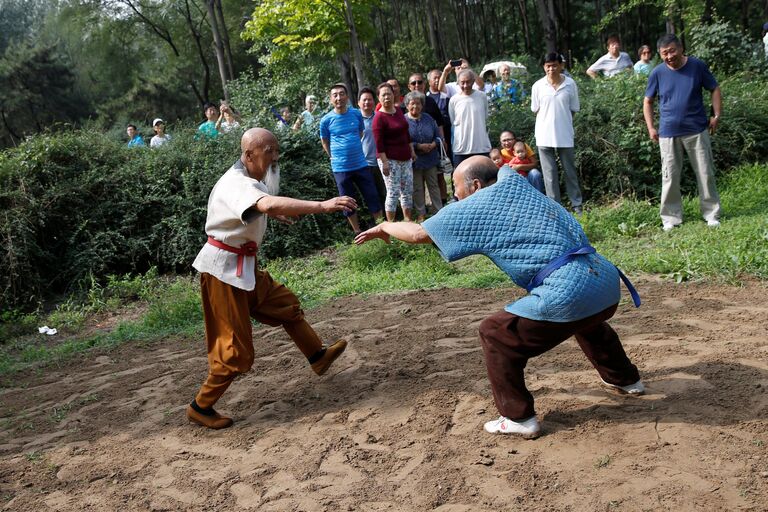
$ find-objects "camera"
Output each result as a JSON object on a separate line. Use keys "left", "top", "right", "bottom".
{"left": 449, "top": 59, "right": 462, "bottom": 67}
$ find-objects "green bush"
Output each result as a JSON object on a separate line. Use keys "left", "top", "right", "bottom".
{"left": 0, "top": 126, "right": 348, "bottom": 310}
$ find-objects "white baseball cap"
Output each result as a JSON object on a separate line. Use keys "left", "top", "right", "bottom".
{"left": 152, "top": 118, "right": 164, "bottom": 127}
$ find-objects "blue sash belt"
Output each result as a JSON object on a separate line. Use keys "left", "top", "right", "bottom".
{"left": 525, "top": 244, "right": 641, "bottom": 307}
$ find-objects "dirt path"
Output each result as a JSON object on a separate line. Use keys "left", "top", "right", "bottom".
{"left": 1, "top": 278, "right": 767, "bottom": 511}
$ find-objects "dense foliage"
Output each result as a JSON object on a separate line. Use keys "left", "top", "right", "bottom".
{"left": 0, "top": 128, "right": 348, "bottom": 310}
{"left": 2, "top": 70, "right": 768, "bottom": 311}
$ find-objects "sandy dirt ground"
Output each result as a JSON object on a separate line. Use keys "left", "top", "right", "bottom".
{"left": 0, "top": 277, "right": 767, "bottom": 511}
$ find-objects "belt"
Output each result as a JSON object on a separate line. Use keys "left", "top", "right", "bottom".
{"left": 206, "top": 236, "right": 258, "bottom": 277}
{"left": 525, "top": 244, "right": 641, "bottom": 307}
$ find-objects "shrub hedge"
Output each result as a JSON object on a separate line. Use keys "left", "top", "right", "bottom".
{"left": 2, "top": 71, "right": 768, "bottom": 310}
{"left": 0, "top": 127, "right": 348, "bottom": 310}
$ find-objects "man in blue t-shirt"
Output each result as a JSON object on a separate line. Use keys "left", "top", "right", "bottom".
{"left": 354, "top": 156, "right": 644, "bottom": 439}
{"left": 320, "top": 83, "right": 383, "bottom": 233}
{"left": 643, "top": 33, "right": 722, "bottom": 231}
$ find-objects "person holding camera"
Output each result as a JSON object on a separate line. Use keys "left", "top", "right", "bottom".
{"left": 216, "top": 102, "right": 241, "bottom": 134}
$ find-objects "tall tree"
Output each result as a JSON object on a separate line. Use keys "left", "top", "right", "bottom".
{"left": 243, "top": 0, "right": 376, "bottom": 94}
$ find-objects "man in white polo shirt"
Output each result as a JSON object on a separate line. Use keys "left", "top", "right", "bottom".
{"left": 531, "top": 52, "right": 583, "bottom": 214}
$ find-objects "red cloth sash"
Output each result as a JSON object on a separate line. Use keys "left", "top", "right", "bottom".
{"left": 206, "top": 236, "right": 258, "bottom": 277}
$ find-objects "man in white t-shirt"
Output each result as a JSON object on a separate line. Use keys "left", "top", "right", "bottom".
{"left": 449, "top": 69, "right": 491, "bottom": 167}
{"left": 187, "top": 127, "right": 356, "bottom": 429}
{"left": 532, "top": 53, "right": 583, "bottom": 214}
{"left": 587, "top": 35, "right": 633, "bottom": 78}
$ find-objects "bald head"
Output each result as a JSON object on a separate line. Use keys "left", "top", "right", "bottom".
{"left": 241, "top": 128, "right": 279, "bottom": 182}
{"left": 453, "top": 156, "right": 498, "bottom": 200}
{"left": 241, "top": 127, "right": 276, "bottom": 153}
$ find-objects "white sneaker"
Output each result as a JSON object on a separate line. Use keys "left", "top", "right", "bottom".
{"left": 662, "top": 222, "right": 676, "bottom": 232}
{"left": 483, "top": 415, "right": 541, "bottom": 438}
{"left": 707, "top": 219, "right": 721, "bottom": 228}
{"left": 601, "top": 378, "right": 646, "bottom": 395}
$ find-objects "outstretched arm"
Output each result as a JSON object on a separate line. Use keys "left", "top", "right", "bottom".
{"left": 255, "top": 195, "right": 357, "bottom": 217}
{"left": 354, "top": 221, "right": 432, "bottom": 245}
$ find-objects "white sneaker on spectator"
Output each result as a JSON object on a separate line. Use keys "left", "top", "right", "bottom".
{"left": 707, "top": 219, "right": 721, "bottom": 228}
{"left": 601, "top": 378, "right": 646, "bottom": 395}
{"left": 662, "top": 222, "right": 677, "bottom": 232}
{"left": 483, "top": 415, "right": 541, "bottom": 438}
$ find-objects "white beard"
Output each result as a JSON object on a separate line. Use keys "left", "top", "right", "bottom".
{"left": 262, "top": 163, "right": 280, "bottom": 196}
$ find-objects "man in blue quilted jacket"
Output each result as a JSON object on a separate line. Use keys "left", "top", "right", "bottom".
{"left": 355, "top": 155, "right": 644, "bottom": 438}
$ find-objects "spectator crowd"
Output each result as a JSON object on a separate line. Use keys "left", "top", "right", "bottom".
{"left": 126, "top": 33, "right": 724, "bottom": 232}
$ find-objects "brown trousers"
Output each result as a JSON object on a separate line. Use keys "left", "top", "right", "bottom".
{"left": 478, "top": 304, "right": 640, "bottom": 420}
{"left": 194, "top": 270, "right": 323, "bottom": 409}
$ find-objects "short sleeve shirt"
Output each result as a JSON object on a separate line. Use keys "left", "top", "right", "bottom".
{"left": 197, "top": 121, "right": 219, "bottom": 140}
{"left": 644, "top": 57, "right": 718, "bottom": 138}
{"left": 531, "top": 76, "right": 580, "bottom": 148}
{"left": 448, "top": 91, "right": 491, "bottom": 155}
{"left": 192, "top": 160, "right": 270, "bottom": 291}
{"left": 360, "top": 113, "right": 377, "bottom": 166}
{"left": 319, "top": 108, "right": 368, "bottom": 173}
{"left": 588, "top": 52, "right": 633, "bottom": 77}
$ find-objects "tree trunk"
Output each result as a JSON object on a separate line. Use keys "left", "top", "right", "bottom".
{"left": 205, "top": 0, "right": 230, "bottom": 101}
{"left": 213, "top": 0, "right": 235, "bottom": 80}
{"left": 517, "top": 0, "right": 532, "bottom": 53}
{"left": 182, "top": 0, "right": 211, "bottom": 104}
{"left": 343, "top": 0, "right": 366, "bottom": 95}
{"left": 535, "top": 0, "right": 558, "bottom": 53}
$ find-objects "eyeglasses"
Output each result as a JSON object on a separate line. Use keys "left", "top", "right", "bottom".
{"left": 410, "top": 80, "right": 424, "bottom": 85}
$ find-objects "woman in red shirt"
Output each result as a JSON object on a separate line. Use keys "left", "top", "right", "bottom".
{"left": 373, "top": 82, "right": 416, "bottom": 221}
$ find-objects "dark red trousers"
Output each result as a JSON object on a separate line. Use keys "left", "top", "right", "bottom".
{"left": 478, "top": 304, "right": 640, "bottom": 420}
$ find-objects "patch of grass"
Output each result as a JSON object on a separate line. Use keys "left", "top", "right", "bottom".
{"left": 24, "top": 451, "right": 42, "bottom": 463}
{"left": 582, "top": 163, "right": 768, "bottom": 282}
{"left": 594, "top": 454, "right": 612, "bottom": 468}
{"left": 0, "top": 274, "right": 202, "bottom": 377}
{"left": 0, "top": 164, "right": 765, "bottom": 377}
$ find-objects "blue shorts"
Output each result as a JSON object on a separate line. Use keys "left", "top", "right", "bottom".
{"left": 333, "top": 167, "right": 383, "bottom": 217}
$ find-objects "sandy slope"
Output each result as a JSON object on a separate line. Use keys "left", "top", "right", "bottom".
{"left": 1, "top": 278, "right": 767, "bottom": 511}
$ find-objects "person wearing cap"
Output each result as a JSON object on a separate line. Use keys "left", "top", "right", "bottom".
{"left": 150, "top": 118, "right": 171, "bottom": 147}
{"left": 187, "top": 127, "right": 354, "bottom": 429}
{"left": 354, "top": 156, "right": 644, "bottom": 439}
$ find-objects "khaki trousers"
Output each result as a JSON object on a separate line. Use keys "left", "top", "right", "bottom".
{"left": 194, "top": 270, "right": 323, "bottom": 409}
{"left": 659, "top": 130, "right": 721, "bottom": 225}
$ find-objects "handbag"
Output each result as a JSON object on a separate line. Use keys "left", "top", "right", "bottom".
{"left": 438, "top": 141, "right": 453, "bottom": 175}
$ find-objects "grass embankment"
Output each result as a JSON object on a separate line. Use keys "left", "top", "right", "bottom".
{"left": 1, "top": 164, "right": 766, "bottom": 378}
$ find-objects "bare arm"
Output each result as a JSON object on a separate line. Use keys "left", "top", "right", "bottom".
{"left": 643, "top": 96, "right": 658, "bottom": 142}
{"left": 586, "top": 68, "right": 599, "bottom": 79}
{"left": 255, "top": 195, "right": 357, "bottom": 217}
{"left": 321, "top": 138, "right": 331, "bottom": 157}
{"left": 438, "top": 62, "right": 452, "bottom": 93}
{"left": 709, "top": 86, "right": 722, "bottom": 134}
{"left": 354, "top": 221, "right": 432, "bottom": 246}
